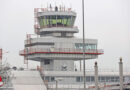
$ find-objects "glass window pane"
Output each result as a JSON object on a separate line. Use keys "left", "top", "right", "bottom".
{"left": 43, "top": 18, "right": 46, "bottom": 26}
{"left": 101, "top": 76, "right": 105, "bottom": 82}
{"left": 111, "top": 77, "right": 115, "bottom": 82}
{"left": 71, "top": 16, "right": 75, "bottom": 26}
{"left": 76, "top": 77, "right": 80, "bottom": 82}
{"left": 45, "top": 76, "right": 50, "bottom": 82}
{"left": 115, "top": 76, "right": 119, "bottom": 82}
{"left": 75, "top": 43, "right": 97, "bottom": 50}
{"left": 106, "top": 77, "right": 111, "bottom": 82}
{"left": 86, "top": 76, "right": 90, "bottom": 82}
{"left": 51, "top": 77, "right": 55, "bottom": 82}
{"left": 57, "top": 16, "right": 62, "bottom": 26}
{"left": 91, "top": 76, "right": 95, "bottom": 82}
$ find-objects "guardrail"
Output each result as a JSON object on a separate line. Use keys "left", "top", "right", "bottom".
{"left": 34, "top": 7, "right": 73, "bottom": 13}
{"left": 34, "top": 24, "right": 78, "bottom": 29}
{"left": 19, "top": 48, "right": 104, "bottom": 56}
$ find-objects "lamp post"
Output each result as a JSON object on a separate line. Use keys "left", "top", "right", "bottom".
{"left": 94, "top": 62, "right": 99, "bottom": 90}
{"left": 119, "top": 57, "right": 123, "bottom": 90}
{"left": 82, "top": 0, "right": 86, "bottom": 89}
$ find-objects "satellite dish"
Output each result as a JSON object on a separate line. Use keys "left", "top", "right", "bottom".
{"left": 50, "top": 47, "right": 54, "bottom": 52}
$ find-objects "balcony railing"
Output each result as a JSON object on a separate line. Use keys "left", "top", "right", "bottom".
{"left": 34, "top": 7, "right": 73, "bottom": 13}
{"left": 19, "top": 48, "right": 104, "bottom": 56}
{"left": 34, "top": 24, "right": 78, "bottom": 29}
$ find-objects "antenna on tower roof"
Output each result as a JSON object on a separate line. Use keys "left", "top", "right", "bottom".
{"left": 50, "top": 4, "right": 52, "bottom": 11}
{"left": 50, "top": 4, "right": 52, "bottom": 8}
{"left": 47, "top": 3, "right": 49, "bottom": 11}
{"left": 64, "top": 5, "right": 65, "bottom": 11}
{"left": 61, "top": 2, "right": 63, "bottom": 11}
{"left": 59, "top": 5, "right": 61, "bottom": 11}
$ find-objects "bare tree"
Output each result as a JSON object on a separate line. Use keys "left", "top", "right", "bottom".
{"left": 0, "top": 61, "right": 12, "bottom": 87}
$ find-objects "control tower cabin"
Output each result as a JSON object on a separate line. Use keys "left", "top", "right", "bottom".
{"left": 20, "top": 6, "right": 103, "bottom": 71}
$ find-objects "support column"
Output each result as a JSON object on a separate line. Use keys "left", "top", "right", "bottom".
{"left": 56, "top": 80, "right": 58, "bottom": 90}
{"left": 94, "top": 62, "right": 98, "bottom": 90}
{"left": 119, "top": 57, "right": 123, "bottom": 90}
{"left": 80, "top": 60, "right": 81, "bottom": 71}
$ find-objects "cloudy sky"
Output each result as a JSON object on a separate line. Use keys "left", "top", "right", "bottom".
{"left": 0, "top": 0, "right": 130, "bottom": 71}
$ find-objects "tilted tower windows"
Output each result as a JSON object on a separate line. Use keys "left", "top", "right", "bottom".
{"left": 38, "top": 15, "right": 76, "bottom": 28}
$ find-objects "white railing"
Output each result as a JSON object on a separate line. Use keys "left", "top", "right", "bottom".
{"left": 34, "top": 7, "right": 73, "bottom": 13}
{"left": 34, "top": 24, "right": 78, "bottom": 29}
{"left": 19, "top": 48, "right": 103, "bottom": 55}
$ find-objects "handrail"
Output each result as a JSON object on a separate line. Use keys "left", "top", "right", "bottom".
{"left": 34, "top": 24, "right": 78, "bottom": 29}
{"left": 19, "top": 48, "right": 104, "bottom": 55}
{"left": 34, "top": 7, "right": 73, "bottom": 13}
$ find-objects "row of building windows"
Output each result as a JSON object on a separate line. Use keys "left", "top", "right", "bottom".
{"left": 75, "top": 43, "right": 97, "bottom": 50}
{"left": 44, "top": 76, "right": 55, "bottom": 82}
{"left": 25, "top": 42, "right": 54, "bottom": 47}
{"left": 76, "top": 76, "right": 120, "bottom": 82}
{"left": 39, "top": 15, "right": 75, "bottom": 27}
{"left": 43, "top": 76, "right": 130, "bottom": 83}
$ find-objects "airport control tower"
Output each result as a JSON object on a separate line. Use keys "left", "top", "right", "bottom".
{"left": 19, "top": 6, "right": 103, "bottom": 71}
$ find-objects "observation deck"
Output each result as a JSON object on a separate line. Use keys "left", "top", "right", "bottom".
{"left": 19, "top": 48, "right": 103, "bottom": 61}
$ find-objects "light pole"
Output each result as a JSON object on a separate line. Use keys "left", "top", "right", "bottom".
{"left": 119, "top": 57, "right": 123, "bottom": 90}
{"left": 94, "top": 62, "right": 99, "bottom": 90}
{"left": 82, "top": 0, "right": 86, "bottom": 89}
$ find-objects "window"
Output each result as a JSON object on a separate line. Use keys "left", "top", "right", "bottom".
{"left": 101, "top": 76, "right": 105, "bottom": 82}
{"left": 106, "top": 77, "right": 111, "bottom": 82}
{"left": 39, "top": 15, "right": 75, "bottom": 28}
{"left": 45, "top": 76, "right": 50, "bottom": 82}
{"left": 51, "top": 77, "right": 55, "bottom": 82}
{"left": 111, "top": 77, "right": 115, "bottom": 82}
{"left": 61, "top": 33, "right": 66, "bottom": 37}
{"left": 52, "top": 15, "right": 57, "bottom": 27}
{"left": 25, "top": 42, "right": 54, "bottom": 47}
{"left": 44, "top": 60, "right": 50, "bottom": 65}
{"left": 76, "top": 77, "right": 83, "bottom": 82}
{"left": 86, "top": 76, "right": 90, "bottom": 82}
{"left": 115, "top": 76, "right": 119, "bottom": 82}
{"left": 75, "top": 43, "right": 97, "bottom": 50}
{"left": 90, "top": 76, "right": 95, "bottom": 82}
{"left": 76, "top": 77, "right": 80, "bottom": 82}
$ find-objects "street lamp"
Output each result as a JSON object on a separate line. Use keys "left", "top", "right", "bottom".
{"left": 82, "top": 0, "right": 86, "bottom": 89}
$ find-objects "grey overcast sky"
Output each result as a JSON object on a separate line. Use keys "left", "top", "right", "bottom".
{"left": 0, "top": 0, "right": 130, "bottom": 71}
